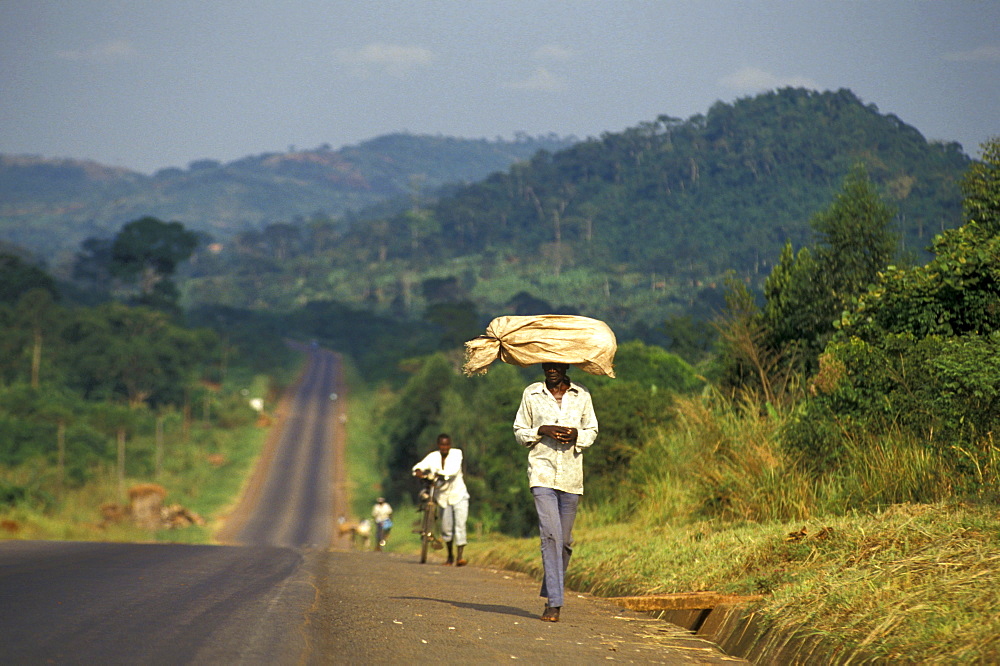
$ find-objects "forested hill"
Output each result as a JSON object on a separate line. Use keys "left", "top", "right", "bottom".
{"left": 338, "top": 88, "right": 969, "bottom": 282}
{"left": 0, "top": 132, "right": 575, "bottom": 259}
{"left": 176, "top": 88, "right": 975, "bottom": 354}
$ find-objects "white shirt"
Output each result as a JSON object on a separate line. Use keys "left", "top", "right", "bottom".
{"left": 412, "top": 448, "right": 470, "bottom": 507}
{"left": 372, "top": 502, "right": 393, "bottom": 523}
{"left": 513, "top": 380, "right": 598, "bottom": 494}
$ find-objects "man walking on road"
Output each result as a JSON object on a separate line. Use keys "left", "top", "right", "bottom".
{"left": 513, "top": 362, "right": 599, "bottom": 623}
{"left": 412, "top": 434, "right": 470, "bottom": 566}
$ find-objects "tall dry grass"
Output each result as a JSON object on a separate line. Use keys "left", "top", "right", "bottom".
{"left": 586, "top": 390, "right": 999, "bottom": 532}
{"left": 590, "top": 390, "right": 816, "bottom": 528}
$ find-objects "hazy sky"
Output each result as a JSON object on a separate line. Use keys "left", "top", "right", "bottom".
{"left": 2, "top": 1, "right": 997, "bottom": 174}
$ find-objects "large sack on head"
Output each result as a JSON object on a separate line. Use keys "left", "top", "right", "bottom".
{"left": 463, "top": 315, "right": 617, "bottom": 377}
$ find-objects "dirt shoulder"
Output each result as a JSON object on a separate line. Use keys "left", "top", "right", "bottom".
{"left": 305, "top": 549, "right": 746, "bottom": 664}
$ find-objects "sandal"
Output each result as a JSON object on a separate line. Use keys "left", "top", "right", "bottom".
{"left": 540, "top": 606, "right": 560, "bottom": 622}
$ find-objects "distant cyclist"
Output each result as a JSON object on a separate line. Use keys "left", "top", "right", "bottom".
{"left": 371, "top": 497, "right": 393, "bottom": 551}
{"left": 412, "top": 433, "right": 469, "bottom": 566}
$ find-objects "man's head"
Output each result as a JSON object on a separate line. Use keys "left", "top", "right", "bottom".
{"left": 376, "top": 497, "right": 385, "bottom": 504}
{"left": 437, "top": 433, "right": 452, "bottom": 454}
{"left": 542, "top": 362, "right": 569, "bottom": 385}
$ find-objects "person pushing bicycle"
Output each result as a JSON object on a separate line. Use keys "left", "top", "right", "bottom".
{"left": 412, "top": 433, "right": 469, "bottom": 566}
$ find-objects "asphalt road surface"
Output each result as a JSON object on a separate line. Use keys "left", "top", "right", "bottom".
{"left": 0, "top": 346, "right": 745, "bottom": 664}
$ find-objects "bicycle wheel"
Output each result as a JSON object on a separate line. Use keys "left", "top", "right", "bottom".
{"left": 419, "top": 500, "right": 434, "bottom": 563}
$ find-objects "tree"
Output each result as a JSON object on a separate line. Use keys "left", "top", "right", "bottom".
{"left": 760, "top": 167, "right": 897, "bottom": 373}
{"left": 0, "top": 253, "right": 57, "bottom": 304}
{"left": 424, "top": 301, "right": 480, "bottom": 349}
{"left": 812, "top": 166, "right": 898, "bottom": 310}
{"left": 15, "top": 289, "right": 62, "bottom": 388}
{"left": 840, "top": 140, "right": 1000, "bottom": 343}
{"left": 72, "top": 237, "right": 114, "bottom": 295}
{"left": 380, "top": 354, "right": 456, "bottom": 501}
{"left": 110, "top": 217, "right": 199, "bottom": 308}
{"left": 88, "top": 402, "right": 137, "bottom": 498}
{"left": 961, "top": 136, "right": 1000, "bottom": 233}
{"left": 791, "top": 138, "right": 1000, "bottom": 472}
{"left": 715, "top": 272, "right": 800, "bottom": 404}
{"left": 62, "top": 303, "right": 218, "bottom": 407}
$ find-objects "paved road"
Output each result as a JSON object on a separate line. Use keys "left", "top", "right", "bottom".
{"left": 0, "top": 540, "right": 316, "bottom": 664}
{"left": 220, "top": 344, "right": 342, "bottom": 549}
{"left": 0, "top": 346, "right": 744, "bottom": 664}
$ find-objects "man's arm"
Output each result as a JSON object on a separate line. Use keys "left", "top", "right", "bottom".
{"left": 412, "top": 451, "right": 436, "bottom": 475}
{"left": 573, "top": 390, "right": 599, "bottom": 451}
{"left": 513, "top": 389, "right": 541, "bottom": 447}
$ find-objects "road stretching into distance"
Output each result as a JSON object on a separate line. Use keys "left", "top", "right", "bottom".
{"left": 0, "top": 346, "right": 743, "bottom": 664}
{"left": 222, "top": 343, "right": 340, "bottom": 548}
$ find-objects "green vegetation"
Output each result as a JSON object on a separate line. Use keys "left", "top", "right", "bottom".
{"left": 180, "top": 88, "right": 970, "bottom": 348}
{"left": 365, "top": 137, "right": 1000, "bottom": 662}
{"left": 1, "top": 89, "right": 997, "bottom": 661}
{"left": 0, "top": 417, "right": 268, "bottom": 543}
{"left": 0, "top": 218, "right": 299, "bottom": 542}
{"left": 478, "top": 501, "right": 1000, "bottom": 662}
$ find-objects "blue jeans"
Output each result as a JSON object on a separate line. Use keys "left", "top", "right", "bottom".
{"left": 531, "top": 486, "right": 579, "bottom": 608}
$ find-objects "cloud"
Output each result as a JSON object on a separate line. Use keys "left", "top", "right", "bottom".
{"left": 533, "top": 44, "right": 575, "bottom": 61}
{"left": 504, "top": 66, "right": 566, "bottom": 92}
{"left": 720, "top": 66, "right": 818, "bottom": 93}
{"left": 943, "top": 45, "right": 1000, "bottom": 62}
{"left": 338, "top": 42, "right": 434, "bottom": 77}
{"left": 56, "top": 40, "right": 137, "bottom": 63}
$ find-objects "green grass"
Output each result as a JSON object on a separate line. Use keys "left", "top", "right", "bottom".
{"left": 463, "top": 392, "right": 1000, "bottom": 663}
{"left": 0, "top": 420, "right": 268, "bottom": 544}
{"left": 336, "top": 378, "right": 1000, "bottom": 661}
{"left": 477, "top": 501, "right": 1000, "bottom": 662}
{"left": 341, "top": 359, "right": 390, "bottom": 520}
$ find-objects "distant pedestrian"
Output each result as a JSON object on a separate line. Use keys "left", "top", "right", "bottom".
{"left": 372, "top": 497, "right": 393, "bottom": 551}
{"left": 513, "top": 362, "right": 598, "bottom": 622}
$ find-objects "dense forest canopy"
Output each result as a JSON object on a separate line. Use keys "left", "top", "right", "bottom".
{"left": 179, "top": 88, "right": 971, "bottom": 349}
{"left": 360, "top": 88, "right": 966, "bottom": 274}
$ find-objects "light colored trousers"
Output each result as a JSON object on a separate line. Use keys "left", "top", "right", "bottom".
{"left": 531, "top": 486, "right": 580, "bottom": 608}
{"left": 439, "top": 498, "right": 468, "bottom": 546}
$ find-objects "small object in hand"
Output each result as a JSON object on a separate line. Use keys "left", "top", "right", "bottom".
{"left": 540, "top": 606, "right": 560, "bottom": 622}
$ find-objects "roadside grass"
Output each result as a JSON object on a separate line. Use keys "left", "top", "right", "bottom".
{"left": 0, "top": 421, "right": 267, "bottom": 544}
{"left": 476, "top": 501, "right": 1000, "bottom": 661}
{"left": 341, "top": 360, "right": 388, "bottom": 520}
{"left": 340, "top": 365, "right": 428, "bottom": 554}
{"left": 466, "top": 393, "right": 1000, "bottom": 662}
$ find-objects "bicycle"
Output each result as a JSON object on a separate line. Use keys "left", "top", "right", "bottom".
{"left": 414, "top": 470, "right": 445, "bottom": 563}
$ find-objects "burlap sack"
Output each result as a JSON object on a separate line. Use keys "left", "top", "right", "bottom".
{"left": 463, "top": 315, "right": 617, "bottom": 377}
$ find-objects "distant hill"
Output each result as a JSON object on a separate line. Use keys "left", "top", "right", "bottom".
{"left": 364, "top": 88, "right": 970, "bottom": 279}
{"left": 0, "top": 132, "right": 577, "bottom": 261}
{"left": 180, "top": 88, "right": 975, "bottom": 342}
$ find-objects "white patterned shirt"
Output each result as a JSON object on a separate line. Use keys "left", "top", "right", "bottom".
{"left": 412, "top": 448, "right": 470, "bottom": 507}
{"left": 513, "top": 381, "right": 599, "bottom": 494}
